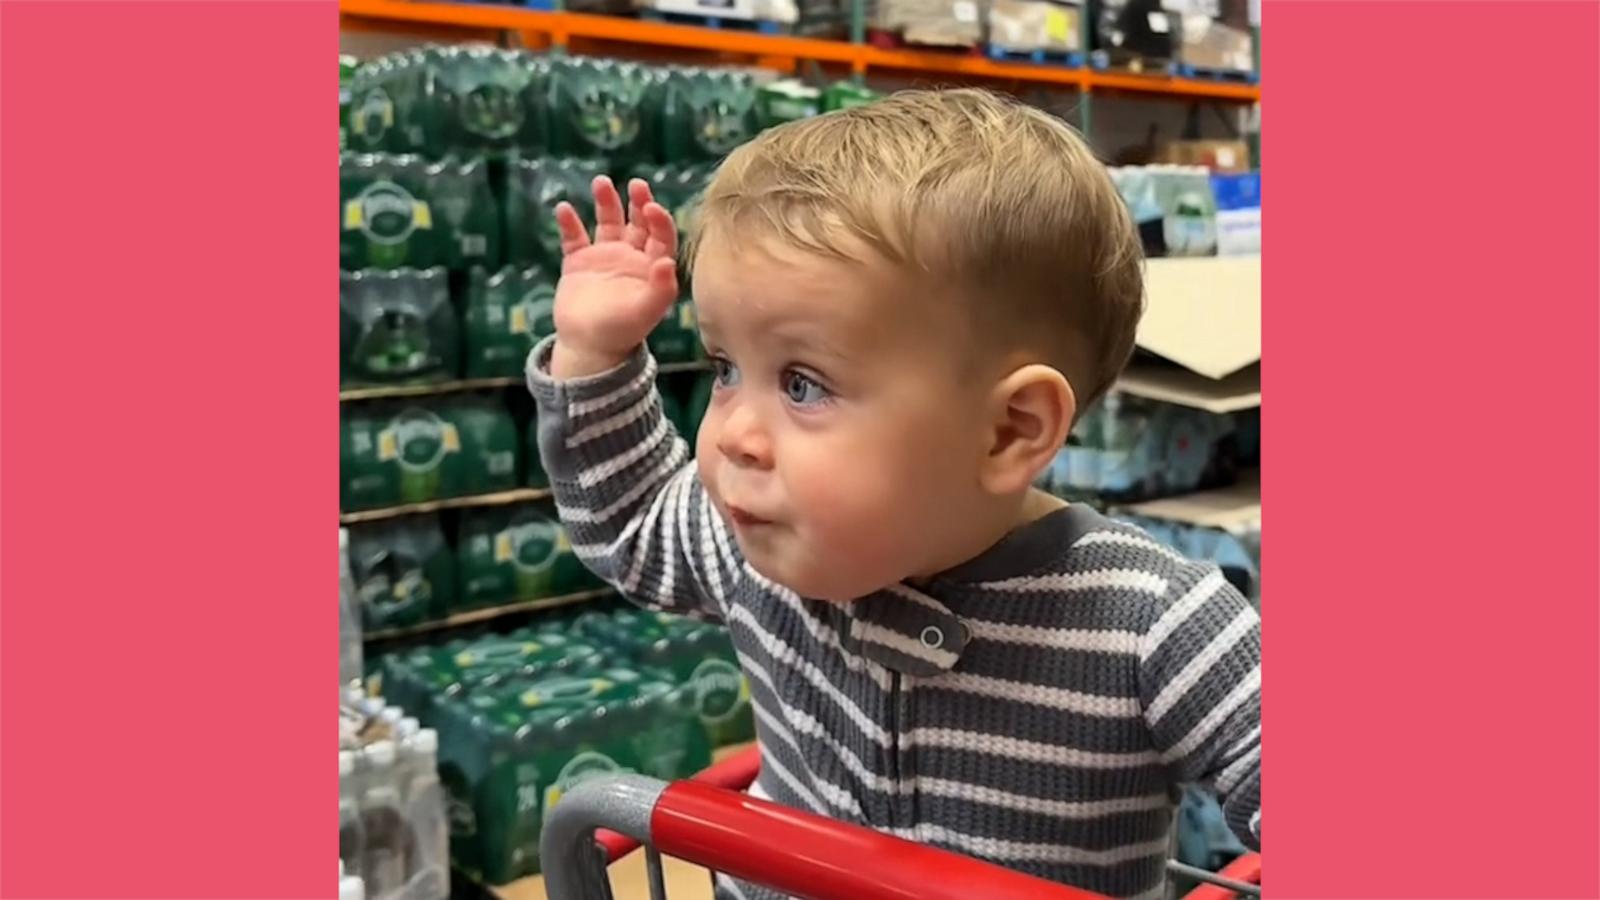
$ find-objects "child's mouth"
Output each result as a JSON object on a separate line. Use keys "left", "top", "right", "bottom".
{"left": 726, "top": 506, "right": 773, "bottom": 527}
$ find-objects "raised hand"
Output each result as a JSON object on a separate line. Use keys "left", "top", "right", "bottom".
{"left": 549, "top": 175, "right": 681, "bottom": 379}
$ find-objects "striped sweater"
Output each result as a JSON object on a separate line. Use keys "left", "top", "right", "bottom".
{"left": 527, "top": 339, "right": 1261, "bottom": 900}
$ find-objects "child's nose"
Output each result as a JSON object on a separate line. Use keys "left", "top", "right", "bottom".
{"left": 715, "top": 402, "right": 773, "bottom": 470}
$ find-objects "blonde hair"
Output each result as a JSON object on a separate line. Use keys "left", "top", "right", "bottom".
{"left": 685, "top": 87, "right": 1145, "bottom": 412}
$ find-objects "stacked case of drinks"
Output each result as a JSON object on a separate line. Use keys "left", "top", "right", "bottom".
{"left": 344, "top": 501, "right": 607, "bottom": 633}
{"left": 369, "top": 608, "right": 753, "bottom": 885}
{"left": 1042, "top": 390, "right": 1246, "bottom": 502}
{"left": 338, "top": 47, "right": 885, "bottom": 394}
{"left": 340, "top": 690, "right": 451, "bottom": 900}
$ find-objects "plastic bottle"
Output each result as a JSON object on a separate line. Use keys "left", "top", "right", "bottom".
{"left": 360, "top": 741, "right": 412, "bottom": 899}
{"left": 340, "top": 529, "right": 364, "bottom": 691}
{"left": 340, "top": 751, "right": 367, "bottom": 881}
{"left": 400, "top": 728, "right": 450, "bottom": 900}
{"left": 378, "top": 706, "right": 405, "bottom": 740}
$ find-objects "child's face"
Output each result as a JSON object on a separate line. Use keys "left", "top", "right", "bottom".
{"left": 690, "top": 235, "right": 1001, "bottom": 602}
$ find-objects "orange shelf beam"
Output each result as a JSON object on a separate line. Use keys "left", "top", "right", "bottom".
{"left": 339, "top": 0, "right": 1260, "bottom": 103}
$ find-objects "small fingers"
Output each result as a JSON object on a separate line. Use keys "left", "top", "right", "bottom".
{"left": 641, "top": 202, "right": 679, "bottom": 262}
{"left": 592, "top": 176, "right": 627, "bottom": 243}
{"left": 624, "top": 179, "right": 651, "bottom": 251}
{"left": 553, "top": 202, "right": 591, "bottom": 256}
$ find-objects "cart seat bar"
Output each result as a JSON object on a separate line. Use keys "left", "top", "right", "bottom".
{"left": 1176, "top": 853, "right": 1262, "bottom": 900}
{"left": 648, "top": 779, "right": 1110, "bottom": 900}
{"left": 543, "top": 774, "right": 668, "bottom": 900}
{"left": 594, "top": 746, "right": 763, "bottom": 862}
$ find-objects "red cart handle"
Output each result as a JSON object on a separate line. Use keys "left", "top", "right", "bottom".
{"left": 586, "top": 747, "right": 1259, "bottom": 900}
{"left": 648, "top": 778, "right": 1106, "bottom": 900}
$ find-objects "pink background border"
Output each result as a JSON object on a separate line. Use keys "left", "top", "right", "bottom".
{"left": 1, "top": 2, "right": 337, "bottom": 896}
{"left": 2, "top": 0, "right": 1597, "bottom": 897}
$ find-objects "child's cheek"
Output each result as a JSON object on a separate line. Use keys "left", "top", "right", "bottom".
{"left": 694, "top": 415, "right": 724, "bottom": 502}
{"left": 789, "top": 453, "right": 889, "bottom": 545}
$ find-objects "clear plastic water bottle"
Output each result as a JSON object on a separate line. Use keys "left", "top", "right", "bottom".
{"left": 359, "top": 696, "right": 388, "bottom": 720}
{"left": 340, "top": 751, "right": 367, "bottom": 881}
{"left": 340, "top": 871, "right": 367, "bottom": 900}
{"left": 340, "top": 529, "right": 364, "bottom": 691}
{"left": 378, "top": 706, "right": 405, "bottom": 741}
{"left": 360, "top": 741, "right": 411, "bottom": 900}
{"left": 400, "top": 728, "right": 450, "bottom": 900}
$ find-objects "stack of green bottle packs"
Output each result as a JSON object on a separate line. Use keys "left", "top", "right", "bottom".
{"left": 348, "top": 516, "right": 460, "bottom": 633}
{"left": 456, "top": 503, "right": 603, "bottom": 610}
{"left": 341, "top": 399, "right": 522, "bottom": 510}
{"left": 461, "top": 265, "right": 556, "bottom": 378}
{"left": 571, "top": 608, "right": 755, "bottom": 747}
{"left": 374, "top": 608, "right": 754, "bottom": 884}
{"left": 342, "top": 47, "right": 882, "bottom": 175}
{"left": 341, "top": 267, "right": 460, "bottom": 386}
{"left": 346, "top": 499, "right": 596, "bottom": 630}
{"left": 340, "top": 49, "right": 884, "bottom": 397}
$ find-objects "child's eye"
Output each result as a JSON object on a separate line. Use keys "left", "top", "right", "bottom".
{"left": 781, "top": 370, "right": 831, "bottom": 407}
{"left": 710, "top": 356, "right": 741, "bottom": 389}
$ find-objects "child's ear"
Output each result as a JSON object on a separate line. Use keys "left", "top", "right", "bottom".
{"left": 979, "top": 365, "right": 1076, "bottom": 496}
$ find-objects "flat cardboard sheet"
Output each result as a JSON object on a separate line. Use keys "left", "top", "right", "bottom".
{"left": 1138, "top": 256, "right": 1261, "bottom": 380}
{"left": 1118, "top": 361, "right": 1260, "bottom": 413}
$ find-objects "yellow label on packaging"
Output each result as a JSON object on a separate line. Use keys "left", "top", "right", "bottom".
{"left": 344, "top": 201, "right": 364, "bottom": 230}
{"left": 510, "top": 304, "right": 529, "bottom": 335}
{"left": 377, "top": 429, "right": 398, "bottom": 461}
{"left": 495, "top": 533, "right": 514, "bottom": 563}
{"left": 442, "top": 424, "right": 460, "bottom": 452}
{"left": 557, "top": 530, "right": 571, "bottom": 553}
{"left": 678, "top": 303, "right": 696, "bottom": 330}
{"left": 411, "top": 201, "right": 433, "bottom": 229}
{"left": 1046, "top": 9, "right": 1070, "bottom": 44}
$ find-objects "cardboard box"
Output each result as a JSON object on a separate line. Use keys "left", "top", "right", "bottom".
{"left": 1179, "top": 16, "right": 1253, "bottom": 72}
{"left": 875, "top": 0, "right": 985, "bottom": 47}
{"left": 1157, "top": 139, "right": 1251, "bottom": 173}
{"left": 989, "top": 0, "right": 1082, "bottom": 54}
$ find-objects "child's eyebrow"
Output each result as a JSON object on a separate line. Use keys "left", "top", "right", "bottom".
{"left": 767, "top": 325, "right": 856, "bottom": 365}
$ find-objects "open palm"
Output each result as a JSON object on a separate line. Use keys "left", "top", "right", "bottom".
{"left": 551, "top": 176, "right": 680, "bottom": 370}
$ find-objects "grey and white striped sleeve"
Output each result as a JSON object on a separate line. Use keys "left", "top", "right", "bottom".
{"left": 524, "top": 336, "right": 740, "bottom": 621}
{"left": 1137, "top": 561, "right": 1262, "bottom": 851}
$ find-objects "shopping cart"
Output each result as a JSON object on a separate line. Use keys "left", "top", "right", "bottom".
{"left": 541, "top": 745, "right": 1262, "bottom": 900}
